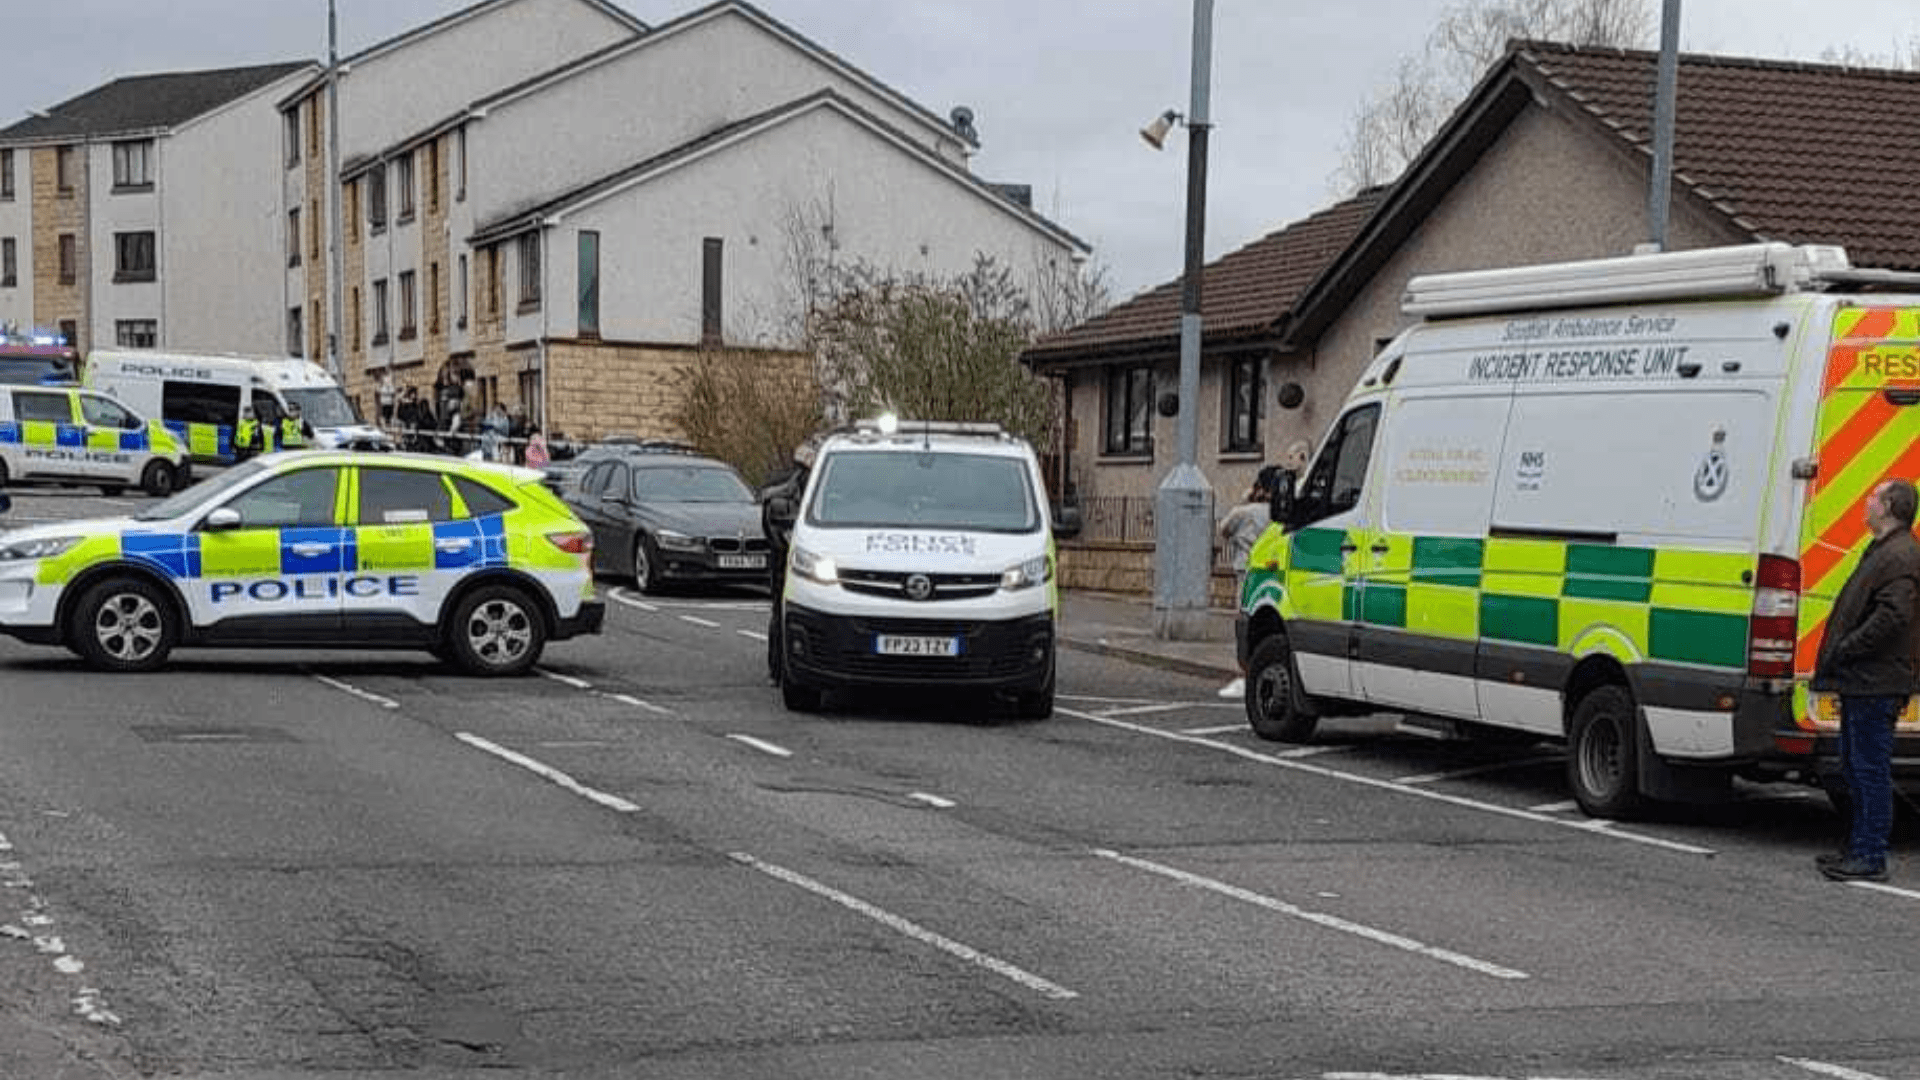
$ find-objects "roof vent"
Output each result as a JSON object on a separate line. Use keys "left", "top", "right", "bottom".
{"left": 949, "top": 105, "right": 978, "bottom": 143}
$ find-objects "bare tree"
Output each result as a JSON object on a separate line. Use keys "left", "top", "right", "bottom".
{"left": 1335, "top": 0, "right": 1655, "bottom": 191}
{"left": 1820, "top": 37, "right": 1920, "bottom": 71}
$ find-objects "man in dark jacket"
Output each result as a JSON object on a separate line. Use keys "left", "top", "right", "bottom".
{"left": 758, "top": 438, "right": 817, "bottom": 683}
{"left": 1811, "top": 477, "right": 1920, "bottom": 882}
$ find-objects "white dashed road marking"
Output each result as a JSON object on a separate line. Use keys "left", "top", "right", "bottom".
{"left": 726, "top": 734, "right": 793, "bottom": 758}
{"left": 678, "top": 615, "right": 720, "bottom": 628}
{"left": 1779, "top": 1057, "right": 1896, "bottom": 1080}
{"left": 908, "top": 792, "right": 957, "bottom": 808}
{"left": 309, "top": 672, "right": 400, "bottom": 710}
{"left": 456, "top": 733, "right": 640, "bottom": 813}
{"left": 536, "top": 667, "right": 594, "bottom": 690}
{"left": 730, "top": 852, "right": 1077, "bottom": 1000}
{"left": 1097, "top": 849, "right": 1528, "bottom": 980}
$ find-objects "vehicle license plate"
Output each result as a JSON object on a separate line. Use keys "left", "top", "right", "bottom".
{"left": 874, "top": 635, "right": 961, "bottom": 657}
{"left": 717, "top": 554, "right": 766, "bottom": 569}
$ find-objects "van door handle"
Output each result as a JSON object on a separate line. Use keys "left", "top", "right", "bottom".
{"left": 1370, "top": 542, "right": 1391, "bottom": 553}
{"left": 1339, "top": 542, "right": 1358, "bottom": 554}
{"left": 289, "top": 542, "right": 332, "bottom": 557}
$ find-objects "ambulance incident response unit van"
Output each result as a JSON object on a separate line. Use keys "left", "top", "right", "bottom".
{"left": 85, "top": 351, "right": 388, "bottom": 464}
{"left": 774, "top": 418, "right": 1065, "bottom": 719}
{"left": 1239, "top": 242, "right": 1920, "bottom": 818}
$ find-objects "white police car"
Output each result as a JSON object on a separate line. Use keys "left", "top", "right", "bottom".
{"left": 0, "top": 451, "right": 604, "bottom": 674}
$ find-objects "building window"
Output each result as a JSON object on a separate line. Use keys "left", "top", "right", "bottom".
{"left": 701, "top": 237, "right": 722, "bottom": 345}
{"left": 287, "top": 209, "right": 301, "bottom": 267}
{"left": 396, "top": 153, "right": 415, "bottom": 222}
{"left": 58, "top": 234, "right": 76, "bottom": 284}
{"left": 367, "top": 170, "right": 386, "bottom": 233}
{"left": 517, "top": 233, "right": 541, "bottom": 311}
{"left": 56, "top": 146, "right": 74, "bottom": 195}
{"left": 457, "top": 254, "right": 468, "bottom": 328}
{"left": 456, "top": 127, "right": 466, "bottom": 201}
{"left": 1, "top": 149, "right": 13, "bottom": 199}
{"left": 426, "top": 140, "right": 440, "bottom": 214}
{"left": 578, "top": 231, "right": 599, "bottom": 337}
{"left": 1, "top": 238, "right": 14, "bottom": 287}
{"left": 1223, "top": 356, "right": 1262, "bottom": 453}
{"left": 428, "top": 261, "right": 440, "bottom": 334}
{"left": 115, "top": 319, "right": 157, "bottom": 348}
{"left": 111, "top": 139, "right": 153, "bottom": 190}
{"left": 58, "top": 320, "right": 77, "bottom": 349}
{"left": 398, "top": 270, "right": 417, "bottom": 340}
{"left": 487, "top": 247, "right": 500, "bottom": 316}
{"left": 287, "top": 305, "right": 302, "bottom": 357}
{"left": 114, "top": 231, "right": 156, "bottom": 283}
{"left": 350, "top": 287, "right": 361, "bottom": 351}
{"left": 372, "top": 278, "right": 389, "bottom": 345}
{"left": 1103, "top": 364, "right": 1155, "bottom": 456}
{"left": 308, "top": 98, "right": 321, "bottom": 160}
{"left": 285, "top": 109, "right": 301, "bottom": 166}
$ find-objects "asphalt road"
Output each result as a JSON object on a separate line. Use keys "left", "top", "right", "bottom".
{"left": 1, "top": 486, "right": 1918, "bottom": 1080}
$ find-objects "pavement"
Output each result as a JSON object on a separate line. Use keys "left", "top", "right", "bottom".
{"left": 1057, "top": 589, "right": 1241, "bottom": 683}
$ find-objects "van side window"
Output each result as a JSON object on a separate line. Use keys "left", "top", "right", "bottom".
{"left": 1297, "top": 404, "right": 1380, "bottom": 525}
{"left": 11, "top": 390, "right": 73, "bottom": 424}
{"left": 79, "top": 394, "right": 135, "bottom": 429}
{"left": 162, "top": 381, "right": 241, "bottom": 427}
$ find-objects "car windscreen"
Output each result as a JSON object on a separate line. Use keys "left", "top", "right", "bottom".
{"left": 282, "top": 387, "right": 360, "bottom": 427}
{"left": 632, "top": 464, "right": 754, "bottom": 503}
{"left": 807, "top": 450, "right": 1038, "bottom": 533}
{"left": 133, "top": 459, "right": 269, "bottom": 520}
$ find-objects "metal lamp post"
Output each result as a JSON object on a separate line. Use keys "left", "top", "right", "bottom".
{"left": 1151, "top": 0, "right": 1216, "bottom": 640}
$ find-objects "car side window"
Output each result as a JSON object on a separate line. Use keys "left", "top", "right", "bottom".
{"left": 582, "top": 462, "right": 615, "bottom": 498}
{"left": 11, "top": 390, "right": 73, "bottom": 424}
{"left": 79, "top": 394, "right": 134, "bottom": 429}
{"left": 1297, "top": 404, "right": 1381, "bottom": 526}
{"left": 451, "top": 476, "right": 515, "bottom": 518}
{"left": 357, "top": 467, "right": 454, "bottom": 525}
{"left": 221, "top": 467, "right": 340, "bottom": 529}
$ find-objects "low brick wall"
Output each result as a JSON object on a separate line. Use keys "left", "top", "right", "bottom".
{"left": 1059, "top": 540, "right": 1239, "bottom": 608}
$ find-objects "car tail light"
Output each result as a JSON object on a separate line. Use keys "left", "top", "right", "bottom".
{"left": 1747, "top": 554, "right": 1799, "bottom": 679}
{"left": 546, "top": 530, "right": 593, "bottom": 557}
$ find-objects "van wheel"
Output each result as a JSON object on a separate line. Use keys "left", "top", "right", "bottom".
{"left": 1245, "top": 635, "right": 1317, "bottom": 742}
{"left": 140, "top": 460, "right": 176, "bottom": 497}
{"left": 781, "top": 668, "right": 822, "bottom": 713}
{"left": 1568, "top": 684, "right": 1646, "bottom": 819}
{"left": 1013, "top": 664, "right": 1055, "bottom": 721}
{"left": 446, "top": 585, "right": 546, "bottom": 676}
{"left": 69, "top": 576, "right": 177, "bottom": 672}
{"left": 0, "top": 458, "right": 9, "bottom": 486}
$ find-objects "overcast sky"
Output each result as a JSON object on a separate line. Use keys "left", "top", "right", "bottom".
{"left": 5, "top": 1, "right": 1918, "bottom": 301}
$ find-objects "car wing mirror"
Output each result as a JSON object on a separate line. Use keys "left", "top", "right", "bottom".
{"left": 765, "top": 493, "right": 797, "bottom": 526}
{"left": 1052, "top": 503, "right": 1082, "bottom": 539}
{"left": 1269, "top": 469, "right": 1298, "bottom": 528}
{"left": 202, "top": 507, "right": 243, "bottom": 532}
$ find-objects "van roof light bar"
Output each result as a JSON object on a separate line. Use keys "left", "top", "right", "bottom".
{"left": 850, "top": 417, "right": 1006, "bottom": 439}
{"left": 1402, "top": 243, "right": 1854, "bottom": 318}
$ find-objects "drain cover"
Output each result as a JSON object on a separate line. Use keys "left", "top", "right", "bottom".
{"left": 131, "top": 726, "right": 296, "bottom": 744}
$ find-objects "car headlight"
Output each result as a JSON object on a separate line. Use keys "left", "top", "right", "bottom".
{"left": 0, "top": 536, "right": 80, "bottom": 562}
{"left": 791, "top": 546, "right": 839, "bottom": 585}
{"left": 1001, "top": 554, "right": 1052, "bottom": 591}
{"left": 654, "top": 529, "right": 703, "bottom": 552}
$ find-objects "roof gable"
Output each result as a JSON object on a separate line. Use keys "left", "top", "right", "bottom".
{"left": 1021, "top": 188, "right": 1384, "bottom": 366}
{"left": 0, "top": 62, "right": 316, "bottom": 143}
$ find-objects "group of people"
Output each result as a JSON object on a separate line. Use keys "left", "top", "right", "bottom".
{"left": 232, "top": 403, "right": 312, "bottom": 459}
{"left": 378, "top": 374, "right": 552, "bottom": 466}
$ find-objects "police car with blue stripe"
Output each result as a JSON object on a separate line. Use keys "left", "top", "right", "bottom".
{"left": 0, "top": 384, "right": 190, "bottom": 496}
{"left": 0, "top": 451, "right": 604, "bottom": 674}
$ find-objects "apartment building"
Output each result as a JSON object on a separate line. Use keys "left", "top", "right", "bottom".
{"left": 0, "top": 62, "right": 318, "bottom": 355}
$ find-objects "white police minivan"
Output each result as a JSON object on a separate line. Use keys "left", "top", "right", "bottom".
{"left": 773, "top": 417, "right": 1070, "bottom": 718}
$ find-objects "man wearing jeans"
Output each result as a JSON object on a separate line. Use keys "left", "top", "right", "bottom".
{"left": 1812, "top": 478, "right": 1920, "bottom": 882}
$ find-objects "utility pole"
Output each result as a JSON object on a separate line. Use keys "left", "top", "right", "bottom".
{"left": 1646, "top": 0, "right": 1681, "bottom": 251}
{"left": 326, "top": 0, "right": 346, "bottom": 383}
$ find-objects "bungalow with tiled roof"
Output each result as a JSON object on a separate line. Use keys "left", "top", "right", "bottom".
{"left": 1023, "top": 40, "right": 1920, "bottom": 597}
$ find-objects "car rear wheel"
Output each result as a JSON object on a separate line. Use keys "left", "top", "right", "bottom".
{"left": 1567, "top": 684, "right": 1646, "bottom": 819}
{"left": 70, "top": 576, "right": 177, "bottom": 672}
{"left": 140, "top": 460, "right": 177, "bottom": 497}
{"left": 446, "top": 584, "right": 546, "bottom": 676}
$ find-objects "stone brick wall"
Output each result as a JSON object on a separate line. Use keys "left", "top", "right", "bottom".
{"left": 544, "top": 339, "right": 809, "bottom": 442}
{"left": 31, "top": 146, "right": 84, "bottom": 350}
{"left": 1058, "top": 539, "right": 1238, "bottom": 607}
{"left": 304, "top": 95, "right": 328, "bottom": 363}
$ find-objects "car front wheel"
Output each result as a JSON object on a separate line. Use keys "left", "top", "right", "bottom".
{"left": 1245, "top": 634, "right": 1317, "bottom": 742}
{"left": 70, "top": 576, "right": 177, "bottom": 672}
{"left": 447, "top": 585, "right": 547, "bottom": 676}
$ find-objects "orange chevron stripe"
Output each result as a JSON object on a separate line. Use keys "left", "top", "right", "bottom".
{"left": 1797, "top": 615, "right": 1825, "bottom": 676}
{"left": 1798, "top": 436, "right": 1920, "bottom": 667}
{"left": 1822, "top": 308, "right": 1900, "bottom": 393}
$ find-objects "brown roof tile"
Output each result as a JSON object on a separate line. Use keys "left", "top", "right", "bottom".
{"left": 1024, "top": 187, "right": 1384, "bottom": 364}
{"left": 1520, "top": 42, "right": 1920, "bottom": 270}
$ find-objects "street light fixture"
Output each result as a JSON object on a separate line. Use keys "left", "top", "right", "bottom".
{"left": 1140, "top": 0, "right": 1215, "bottom": 640}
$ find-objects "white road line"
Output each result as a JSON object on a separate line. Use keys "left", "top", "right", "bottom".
{"left": 1325, "top": 1074, "right": 1600, "bottom": 1080}
{"left": 1099, "top": 849, "right": 1527, "bottom": 980}
{"left": 726, "top": 734, "right": 793, "bottom": 758}
{"left": 729, "top": 852, "right": 1077, "bottom": 1000}
{"left": 537, "top": 740, "right": 612, "bottom": 748}
{"left": 1394, "top": 756, "right": 1563, "bottom": 785}
{"left": 908, "top": 792, "right": 956, "bottom": 808}
{"left": 605, "top": 691, "right": 675, "bottom": 716}
{"left": 1530, "top": 799, "right": 1580, "bottom": 813}
{"left": 608, "top": 589, "right": 658, "bottom": 613}
{"left": 455, "top": 733, "right": 640, "bottom": 813}
{"left": 1097, "top": 703, "right": 1192, "bottom": 718}
{"left": 536, "top": 668, "right": 593, "bottom": 690}
{"left": 1276, "top": 744, "right": 1355, "bottom": 758}
{"left": 1846, "top": 879, "right": 1920, "bottom": 902}
{"left": 309, "top": 673, "right": 400, "bottom": 710}
{"left": 1182, "top": 724, "right": 1249, "bottom": 736}
{"left": 1059, "top": 707, "right": 1715, "bottom": 856}
{"left": 737, "top": 629, "right": 769, "bottom": 642}
{"left": 678, "top": 615, "right": 720, "bottom": 628}
{"left": 1780, "top": 1057, "right": 1895, "bottom": 1080}
{"left": 1058, "top": 693, "right": 1168, "bottom": 706}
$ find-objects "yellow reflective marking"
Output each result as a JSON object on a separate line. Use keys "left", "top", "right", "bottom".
{"left": 20, "top": 420, "right": 56, "bottom": 445}
{"left": 188, "top": 423, "right": 221, "bottom": 458}
{"left": 355, "top": 523, "right": 434, "bottom": 571}
{"left": 1483, "top": 538, "right": 1563, "bottom": 574}
{"left": 1285, "top": 569, "right": 1344, "bottom": 621}
{"left": 1404, "top": 583, "right": 1477, "bottom": 640}
{"left": 1816, "top": 385, "right": 1879, "bottom": 443}
{"left": 85, "top": 428, "right": 117, "bottom": 451}
{"left": 1481, "top": 570, "right": 1560, "bottom": 599}
{"left": 1648, "top": 581, "right": 1751, "bottom": 615}
{"left": 1808, "top": 405, "right": 1920, "bottom": 540}
{"left": 1651, "top": 548, "right": 1750, "bottom": 584}
{"left": 199, "top": 531, "right": 282, "bottom": 577}
{"left": 1370, "top": 531, "right": 1413, "bottom": 574}
{"left": 34, "top": 534, "right": 121, "bottom": 586}
{"left": 1559, "top": 599, "right": 1650, "bottom": 658}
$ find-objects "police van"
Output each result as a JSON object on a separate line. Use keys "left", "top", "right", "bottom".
{"left": 0, "top": 384, "right": 190, "bottom": 496}
{"left": 86, "top": 350, "right": 389, "bottom": 463}
{"left": 1239, "top": 242, "right": 1920, "bottom": 818}
{"left": 772, "top": 417, "right": 1067, "bottom": 718}
{"left": 0, "top": 450, "right": 603, "bottom": 674}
